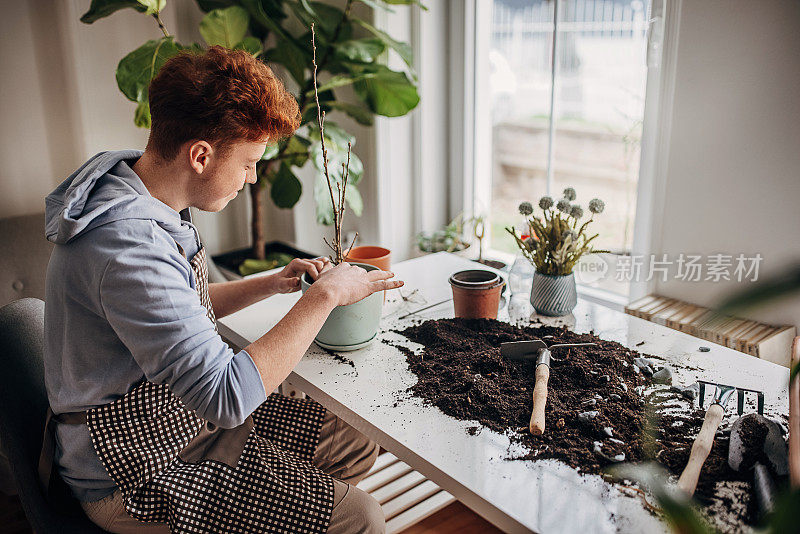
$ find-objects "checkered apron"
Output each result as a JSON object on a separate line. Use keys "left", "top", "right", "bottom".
{"left": 84, "top": 246, "right": 334, "bottom": 533}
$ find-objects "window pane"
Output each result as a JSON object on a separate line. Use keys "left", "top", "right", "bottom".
{"left": 489, "top": 0, "right": 554, "bottom": 255}
{"left": 551, "top": 0, "right": 649, "bottom": 255}
{"left": 487, "top": 0, "right": 651, "bottom": 297}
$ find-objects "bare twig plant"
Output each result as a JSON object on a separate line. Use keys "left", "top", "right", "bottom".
{"left": 311, "top": 23, "right": 357, "bottom": 264}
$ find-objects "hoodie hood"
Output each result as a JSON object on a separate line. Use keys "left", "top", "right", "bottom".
{"left": 45, "top": 150, "right": 195, "bottom": 245}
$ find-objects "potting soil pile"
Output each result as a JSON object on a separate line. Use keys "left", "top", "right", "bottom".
{"left": 389, "top": 318, "right": 764, "bottom": 528}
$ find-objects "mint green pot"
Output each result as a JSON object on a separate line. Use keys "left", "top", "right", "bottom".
{"left": 300, "top": 262, "right": 383, "bottom": 351}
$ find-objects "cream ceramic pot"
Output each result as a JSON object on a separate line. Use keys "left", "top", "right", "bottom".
{"left": 300, "top": 262, "right": 383, "bottom": 351}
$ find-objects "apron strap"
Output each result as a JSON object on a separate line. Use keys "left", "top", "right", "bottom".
{"left": 38, "top": 407, "right": 87, "bottom": 491}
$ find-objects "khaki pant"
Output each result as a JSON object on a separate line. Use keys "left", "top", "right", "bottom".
{"left": 81, "top": 409, "right": 384, "bottom": 533}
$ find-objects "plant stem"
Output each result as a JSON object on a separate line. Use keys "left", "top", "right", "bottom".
{"left": 152, "top": 13, "right": 170, "bottom": 38}
{"left": 311, "top": 24, "right": 354, "bottom": 264}
{"left": 250, "top": 181, "right": 266, "bottom": 260}
{"left": 312, "top": 25, "right": 341, "bottom": 260}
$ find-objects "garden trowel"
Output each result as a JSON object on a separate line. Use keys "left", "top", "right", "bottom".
{"left": 500, "top": 339, "right": 597, "bottom": 435}
{"left": 728, "top": 413, "right": 788, "bottom": 519}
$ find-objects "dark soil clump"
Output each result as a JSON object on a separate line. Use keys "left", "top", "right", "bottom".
{"left": 391, "top": 317, "right": 766, "bottom": 527}
{"left": 393, "top": 318, "right": 649, "bottom": 473}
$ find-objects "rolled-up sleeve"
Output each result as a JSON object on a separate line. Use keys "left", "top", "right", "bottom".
{"left": 99, "top": 241, "right": 267, "bottom": 428}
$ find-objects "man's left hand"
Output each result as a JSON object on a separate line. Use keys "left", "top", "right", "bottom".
{"left": 272, "top": 257, "right": 332, "bottom": 294}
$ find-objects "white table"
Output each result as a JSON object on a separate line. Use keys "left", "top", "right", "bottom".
{"left": 218, "top": 252, "right": 789, "bottom": 533}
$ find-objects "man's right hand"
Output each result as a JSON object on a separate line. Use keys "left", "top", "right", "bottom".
{"left": 311, "top": 263, "right": 403, "bottom": 307}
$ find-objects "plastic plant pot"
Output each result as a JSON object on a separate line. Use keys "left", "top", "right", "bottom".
{"left": 345, "top": 246, "right": 391, "bottom": 271}
{"left": 449, "top": 269, "right": 505, "bottom": 320}
{"left": 300, "top": 262, "right": 383, "bottom": 351}
{"left": 345, "top": 246, "right": 391, "bottom": 303}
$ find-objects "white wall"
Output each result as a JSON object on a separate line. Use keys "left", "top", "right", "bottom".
{"left": 0, "top": 0, "right": 294, "bottom": 255}
{"left": 649, "top": 0, "right": 800, "bottom": 329}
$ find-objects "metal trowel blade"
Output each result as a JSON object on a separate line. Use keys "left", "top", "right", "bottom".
{"left": 728, "top": 414, "right": 788, "bottom": 476}
{"left": 500, "top": 339, "right": 548, "bottom": 360}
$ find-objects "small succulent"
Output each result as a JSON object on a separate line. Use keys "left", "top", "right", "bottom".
{"left": 556, "top": 198, "right": 571, "bottom": 213}
{"left": 539, "top": 196, "right": 554, "bottom": 210}
{"left": 569, "top": 205, "right": 584, "bottom": 219}
{"left": 563, "top": 187, "right": 577, "bottom": 201}
{"left": 589, "top": 198, "right": 605, "bottom": 214}
{"left": 518, "top": 201, "right": 534, "bottom": 216}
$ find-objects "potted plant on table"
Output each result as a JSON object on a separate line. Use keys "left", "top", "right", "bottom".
{"left": 298, "top": 25, "right": 382, "bottom": 351}
{"left": 506, "top": 187, "right": 607, "bottom": 316}
{"left": 80, "top": 0, "right": 422, "bottom": 276}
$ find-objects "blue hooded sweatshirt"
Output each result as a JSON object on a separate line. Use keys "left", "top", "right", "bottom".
{"left": 44, "top": 150, "right": 267, "bottom": 502}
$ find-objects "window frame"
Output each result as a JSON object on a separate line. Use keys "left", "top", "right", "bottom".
{"left": 449, "top": 0, "right": 679, "bottom": 308}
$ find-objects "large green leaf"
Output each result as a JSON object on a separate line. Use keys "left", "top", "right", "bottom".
{"left": 344, "top": 184, "right": 363, "bottom": 216}
{"left": 116, "top": 37, "right": 181, "bottom": 102}
{"left": 234, "top": 36, "right": 263, "bottom": 56}
{"left": 270, "top": 164, "right": 303, "bottom": 208}
{"left": 308, "top": 121, "right": 364, "bottom": 223}
{"left": 116, "top": 37, "right": 182, "bottom": 126}
{"left": 266, "top": 38, "right": 309, "bottom": 85}
{"left": 200, "top": 6, "right": 250, "bottom": 48}
{"left": 304, "top": 73, "right": 378, "bottom": 96}
{"left": 354, "top": 0, "right": 395, "bottom": 12}
{"left": 351, "top": 17, "right": 413, "bottom": 67}
{"left": 313, "top": 174, "right": 336, "bottom": 225}
{"left": 310, "top": 129, "right": 363, "bottom": 183}
{"left": 383, "top": 0, "right": 428, "bottom": 9}
{"left": 312, "top": 101, "right": 374, "bottom": 126}
{"left": 262, "top": 143, "right": 280, "bottom": 160}
{"left": 134, "top": 100, "right": 151, "bottom": 128}
{"left": 285, "top": 1, "right": 344, "bottom": 40}
{"left": 313, "top": 176, "right": 363, "bottom": 224}
{"left": 240, "top": 0, "right": 296, "bottom": 44}
{"left": 282, "top": 135, "right": 312, "bottom": 167}
{"left": 334, "top": 38, "right": 386, "bottom": 63}
{"left": 352, "top": 65, "right": 419, "bottom": 116}
{"left": 80, "top": 0, "right": 164, "bottom": 23}
{"left": 196, "top": 0, "right": 236, "bottom": 12}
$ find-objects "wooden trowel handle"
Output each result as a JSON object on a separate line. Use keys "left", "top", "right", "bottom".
{"left": 677, "top": 403, "right": 725, "bottom": 496}
{"left": 529, "top": 364, "right": 549, "bottom": 435}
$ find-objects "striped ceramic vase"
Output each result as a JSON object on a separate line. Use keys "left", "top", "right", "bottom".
{"left": 530, "top": 271, "right": 577, "bottom": 316}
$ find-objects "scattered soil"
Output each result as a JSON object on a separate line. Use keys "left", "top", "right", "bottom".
{"left": 319, "top": 347, "right": 356, "bottom": 369}
{"left": 392, "top": 318, "right": 648, "bottom": 473}
{"left": 389, "top": 318, "right": 779, "bottom": 528}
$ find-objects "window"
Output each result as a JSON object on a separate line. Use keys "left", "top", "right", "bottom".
{"left": 471, "top": 0, "right": 657, "bottom": 299}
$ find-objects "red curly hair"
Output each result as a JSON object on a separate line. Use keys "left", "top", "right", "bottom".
{"left": 147, "top": 45, "right": 300, "bottom": 161}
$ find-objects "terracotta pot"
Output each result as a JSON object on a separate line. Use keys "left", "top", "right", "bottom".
{"left": 345, "top": 246, "right": 391, "bottom": 271}
{"left": 449, "top": 270, "right": 505, "bottom": 320}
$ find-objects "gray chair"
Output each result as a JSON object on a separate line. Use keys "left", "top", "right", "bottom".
{"left": 0, "top": 213, "right": 54, "bottom": 307}
{"left": 0, "top": 298, "right": 105, "bottom": 533}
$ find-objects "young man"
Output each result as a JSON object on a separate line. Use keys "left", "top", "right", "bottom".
{"left": 43, "top": 46, "right": 401, "bottom": 533}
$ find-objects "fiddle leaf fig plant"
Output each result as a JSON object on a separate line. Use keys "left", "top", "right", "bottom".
{"left": 80, "top": 0, "right": 422, "bottom": 268}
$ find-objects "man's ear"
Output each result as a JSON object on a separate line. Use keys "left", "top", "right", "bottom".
{"left": 188, "top": 141, "right": 213, "bottom": 174}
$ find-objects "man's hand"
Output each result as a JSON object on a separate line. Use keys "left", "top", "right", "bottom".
{"left": 310, "top": 262, "right": 403, "bottom": 307}
{"left": 272, "top": 257, "right": 332, "bottom": 294}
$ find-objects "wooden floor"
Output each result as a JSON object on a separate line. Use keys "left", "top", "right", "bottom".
{"left": 0, "top": 492, "right": 501, "bottom": 534}
{"left": 400, "top": 501, "right": 503, "bottom": 533}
